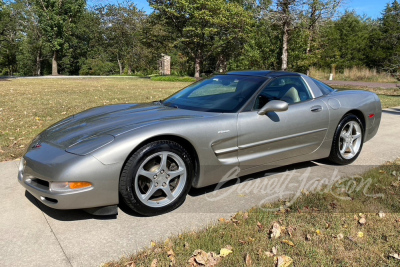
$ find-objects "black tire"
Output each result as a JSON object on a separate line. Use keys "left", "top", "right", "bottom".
{"left": 119, "top": 140, "right": 194, "bottom": 216}
{"left": 328, "top": 114, "right": 364, "bottom": 165}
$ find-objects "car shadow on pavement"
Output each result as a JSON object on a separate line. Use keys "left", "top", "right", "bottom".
{"left": 24, "top": 191, "right": 117, "bottom": 221}
{"left": 188, "top": 161, "right": 319, "bottom": 197}
{"left": 383, "top": 108, "right": 400, "bottom": 115}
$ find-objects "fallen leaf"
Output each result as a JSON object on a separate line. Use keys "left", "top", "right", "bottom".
{"left": 272, "top": 246, "right": 278, "bottom": 255}
{"left": 378, "top": 211, "right": 386, "bottom": 218}
{"left": 243, "top": 212, "right": 249, "bottom": 220}
{"left": 191, "top": 250, "right": 208, "bottom": 265}
{"left": 188, "top": 249, "right": 222, "bottom": 267}
{"left": 389, "top": 253, "right": 400, "bottom": 260}
{"left": 392, "top": 171, "right": 397, "bottom": 176}
{"left": 305, "top": 234, "right": 312, "bottom": 241}
{"left": 359, "top": 217, "right": 367, "bottom": 225}
{"left": 231, "top": 218, "right": 240, "bottom": 225}
{"left": 164, "top": 238, "right": 173, "bottom": 249}
{"left": 275, "top": 255, "right": 293, "bottom": 267}
{"left": 379, "top": 170, "right": 385, "bottom": 173}
{"left": 281, "top": 240, "right": 295, "bottom": 247}
{"left": 219, "top": 218, "right": 226, "bottom": 223}
{"left": 257, "top": 221, "right": 264, "bottom": 232}
{"left": 184, "top": 242, "right": 190, "bottom": 249}
{"left": 358, "top": 232, "right": 364, "bottom": 238}
{"left": 269, "top": 222, "right": 281, "bottom": 239}
{"left": 337, "top": 233, "right": 344, "bottom": 240}
{"left": 316, "top": 230, "right": 322, "bottom": 236}
{"left": 125, "top": 261, "right": 136, "bottom": 267}
{"left": 167, "top": 249, "right": 176, "bottom": 266}
{"left": 391, "top": 181, "right": 400, "bottom": 187}
{"left": 287, "top": 226, "right": 294, "bottom": 237}
{"left": 151, "top": 241, "right": 156, "bottom": 247}
{"left": 150, "top": 259, "right": 158, "bottom": 267}
{"left": 265, "top": 251, "right": 274, "bottom": 257}
{"left": 326, "top": 223, "right": 331, "bottom": 229}
{"left": 245, "top": 253, "right": 253, "bottom": 266}
{"left": 219, "top": 248, "right": 233, "bottom": 257}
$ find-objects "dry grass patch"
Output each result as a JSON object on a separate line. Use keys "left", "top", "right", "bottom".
{"left": 104, "top": 160, "right": 400, "bottom": 267}
{"left": 0, "top": 78, "right": 189, "bottom": 162}
{"left": 310, "top": 67, "right": 398, "bottom": 83}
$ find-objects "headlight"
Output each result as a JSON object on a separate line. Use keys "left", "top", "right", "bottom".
{"left": 65, "top": 135, "right": 114, "bottom": 156}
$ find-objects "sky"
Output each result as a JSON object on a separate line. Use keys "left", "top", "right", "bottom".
{"left": 87, "top": 0, "right": 395, "bottom": 19}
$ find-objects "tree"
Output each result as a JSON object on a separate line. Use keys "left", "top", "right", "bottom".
{"left": 149, "top": 0, "right": 253, "bottom": 78}
{"left": 378, "top": 0, "right": 400, "bottom": 75}
{"left": 31, "top": 0, "right": 86, "bottom": 75}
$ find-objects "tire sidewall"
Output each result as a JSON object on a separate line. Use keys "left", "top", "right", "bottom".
{"left": 330, "top": 114, "right": 364, "bottom": 165}
{"left": 120, "top": 141, "right": 193, "bottom": 216}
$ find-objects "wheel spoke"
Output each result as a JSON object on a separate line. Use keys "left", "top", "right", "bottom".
{"left": 168, "top": 168, "right": 185, "bottom": 179}
{"left": 340, "top": 131, "right": 347, "bottom": 139}
{"left": 340, "top": 142, "right": 348, "bottom": 154}
{"left": 352, "top": 133, "right": 361, "bottom": 140}
{"left": 143, "top": 183, "right": 158, "bottom": 201}
{"left": 163, "top": 186, "right": 174, "bottom": 200}
{"left": 349, "top": 144, "right": 356, "bottom": 155}
{"left": 138, "top": 169, "right": 156, "bottom": 179}
{"left": 348, "top": 122, "right": 354, "bottom": 134}
{"left": 159, "top": 152, "right": 169, "bottom": 171}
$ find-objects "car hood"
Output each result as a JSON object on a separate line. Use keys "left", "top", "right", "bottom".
{"left": 39, "top": 103, "right": 220, "bottom": 149}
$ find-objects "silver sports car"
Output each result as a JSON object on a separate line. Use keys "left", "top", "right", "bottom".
{"left": 18, "top": 71, "right": 381, "bottom": 216}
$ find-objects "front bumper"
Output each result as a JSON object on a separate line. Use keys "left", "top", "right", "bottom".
{"left": 18, "top": 142, "right": 122, "bottom": 210}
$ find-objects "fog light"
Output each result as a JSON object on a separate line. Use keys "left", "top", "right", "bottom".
{"left": 50, "top": 181, "right": 92, "bottom": 192}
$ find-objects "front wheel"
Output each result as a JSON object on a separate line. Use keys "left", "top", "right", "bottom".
{"left": 119, "top": 140, "right": 194, "bottom": 216}
{"left": 328, "top": 114, "right": 364, "bottom": 165}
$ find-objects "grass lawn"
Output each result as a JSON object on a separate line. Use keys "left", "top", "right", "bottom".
{"left": 0, "top": 78, "right": 191, "bottom": 162}
{"left": 104, "top": 159, "right": 400, "bottom": 266}
{"left": 0, "top": 78, "right": 399, "bottom": 162}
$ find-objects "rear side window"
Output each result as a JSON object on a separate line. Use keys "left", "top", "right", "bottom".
{"left": 312, "top": 78, "right": 334, "bottom": 95}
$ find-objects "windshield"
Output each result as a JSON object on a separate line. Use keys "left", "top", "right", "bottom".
{"left": 163, "top": 75, "right": 267, "bottom": 112}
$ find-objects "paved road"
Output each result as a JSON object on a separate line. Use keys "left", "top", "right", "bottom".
{"left": 324, "top": 80, "right": 400, "bottom": 89}
{"left": 1, "top": 108, "right": 399, "bottom": 267}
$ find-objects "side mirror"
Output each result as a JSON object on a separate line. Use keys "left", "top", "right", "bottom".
{"left": 257, "top": 100, "right": 288, "bottom": 115}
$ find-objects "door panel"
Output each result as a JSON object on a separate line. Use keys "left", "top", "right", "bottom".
{"left": 237, "top": 98, "right": 329, "bottom": 169}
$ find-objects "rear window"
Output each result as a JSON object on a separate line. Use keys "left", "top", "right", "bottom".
{"left": 312, "top": 79, "right": 334, "bottom": 95}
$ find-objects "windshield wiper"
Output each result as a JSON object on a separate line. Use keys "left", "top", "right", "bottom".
{"left": 154, "top": 100, "right": 164, "bottom": 105}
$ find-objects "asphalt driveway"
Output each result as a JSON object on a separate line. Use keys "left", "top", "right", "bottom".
{"left": 1, "top": 107, "right": 399, "bottom": 267}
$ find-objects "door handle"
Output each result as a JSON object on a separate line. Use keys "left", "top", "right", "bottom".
{"left": 310, "top": 105, "right": 322, "bottom": 112}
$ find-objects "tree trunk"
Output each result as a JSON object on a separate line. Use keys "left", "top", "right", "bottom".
{"left": 36, "top": 51, "right": 41, "bottom": 76}
{"left": 194, "top": 57, "right": 201, "bottom": 78}
{"left": 52, "top": 51, "right": 58, "bottom": 76}
{"left": 217, "top": 55, "right": 227, "bottom": 73}
{"left": 280, "top": 0, "right": 292, "bottom": 71}
{"left": 281, "top": 22, "right": 289, "bottom": 71}
{"left": 117, "top": 58, "right": 123, "bottom": 75}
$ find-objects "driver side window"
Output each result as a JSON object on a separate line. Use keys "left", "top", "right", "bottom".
{"left": 254, "top": 76, "right": 312, "bottom": 110}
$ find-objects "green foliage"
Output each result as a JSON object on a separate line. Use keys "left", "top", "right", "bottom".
{"left": 1, "top": 0, "right": 400, "bottom": 78}
{"left": 149, "top": 0, "right": 253, "bottom": 76}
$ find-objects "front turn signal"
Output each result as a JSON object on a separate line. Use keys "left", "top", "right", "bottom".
{"left": 69, "top": 182, "right": 92, "bottom": 190}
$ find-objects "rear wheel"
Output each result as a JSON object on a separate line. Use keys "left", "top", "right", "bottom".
{"left": 119, "top": 140, "right": 193, "bottom": 216}
{"left": 328, "top": 114, "right": 364, "bottom": 165}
